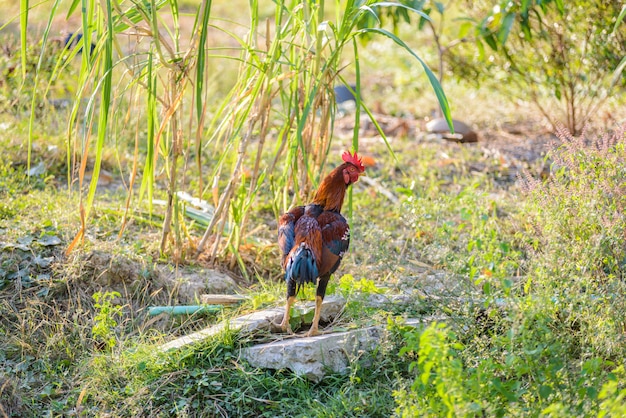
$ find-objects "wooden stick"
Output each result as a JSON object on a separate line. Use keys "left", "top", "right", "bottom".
{"left": 200, "top": 294, "right": 248, "bottom": 305}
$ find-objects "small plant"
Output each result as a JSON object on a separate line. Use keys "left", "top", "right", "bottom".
{"left": 364, "top": 0, "right": 626, "bottom": 133}
{"left": 598, "top": 366, "right": 626, "bottom": 418}
{"left": 325, "top": 274, "right": 385, "bottom": 320}
{"left": 394, "top": 322, "right": 481, "bottom": 417}
{"left": 92, "top": 291, "right": 122, "bottom": 351}
{"left": 334, "top": 273, "right": 384, "bottom": 298}
{"left": 404, "top": 175, "right": 520, "bottom": 301}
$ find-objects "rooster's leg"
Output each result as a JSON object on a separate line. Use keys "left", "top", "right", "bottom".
{"left": 279, "top": 296, "right": 295, "bottom": 333}
{"left": 307, "top": 275, "right": 329, "bottom": 337}
{"left": 307, "top": 296, "right": 323, "bottom": 337}
{"left": 279, "top": 279, "right": 297, "bottom": 333}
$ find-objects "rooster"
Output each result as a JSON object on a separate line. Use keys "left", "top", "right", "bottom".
{"left": 278, "top": 151, "right": 365, "bottom": 336}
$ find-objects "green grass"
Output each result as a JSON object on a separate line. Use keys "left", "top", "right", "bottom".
{"left": 71, "top": 327, "right": 412, "bottom": 417}
{"left": 2, "top": 1, "right": 626, "bottom": 416}
{"left": 3, "top": 122, "right": 626, "bottom": 416}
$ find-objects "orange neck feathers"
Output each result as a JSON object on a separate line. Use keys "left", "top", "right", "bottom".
{"left": 312, "top": 163, "right": 351, "bottom": 212}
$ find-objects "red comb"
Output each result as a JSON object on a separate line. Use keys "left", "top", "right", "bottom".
{"left": 342, "top": 150, "right": 365, "bottom": 172}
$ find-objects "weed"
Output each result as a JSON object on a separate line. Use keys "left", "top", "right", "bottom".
{"left": 92, "top": 291, "right": 123, "bottom": 351}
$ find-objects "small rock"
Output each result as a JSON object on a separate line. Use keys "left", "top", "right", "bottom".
{"left": 334, "top": 84, "right": 357, "bottom": 104}
{"left": 164, "top": 269, "right": 239, "bottom": 302}
{"left": 365, "top": 293, "right": 413, "bottom": 309}
{"left": 83, "top": 169, "right": 114, "bottom": 186}
{"left": 426, "top": 118, "right": 478, "bottom": 143}
{"left": 26, "top": 162, "right": 46, "bottom": 177}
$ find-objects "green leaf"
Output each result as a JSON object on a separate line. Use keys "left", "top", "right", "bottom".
{"left": 66, "top": 0, "right": 80, "bottom": 19}
{"left": 418, "top": 13, "right": 429, "bottom": 30}
{"left": 85, "top": 0, "right": 115, "bottom": 221}
{"left": 434, "top": 1, "right": 444, "bottom": 14}
{"left": 421, "top": 361, "right": 433, "bottom": 384}
{"left": 586, "top": 386, "right": 598, "bottom": 400}
{"left": 611, "top": 55, "right": 626, "bottom": 86}
{"left": 554, "top": 86, "right": 561, "bottom": 100}
{"left": 20, "top": 0, "right": 28, "bottom": 83}
{"left": 614, "top": 5, "right": 626, "bottom": 34}
{"left": 359, "top": 27, "right": 453, "bottom": 133}
{"left": 539, "top": 384, "right": 553, "bottom": 399}
{"left": 370, "top": 2, "right": 432, "bottom": 22}
{"left": 196, "top": 0, "right": 213, "bottom": 122}
{"left": 484, "top": 33, "right": 498, "bottom": 51}
{"left": 28, "top": 0, "right": 61, "bottom": 177}
{"left": 37, "top": 235, "right": 62, "bottom": 247}
{"left": 458, "top": 21, "right": 473, "bottom": 39}
{"left": 498, "top": 13, "right": 515, "bottom": 44}
{"left": 554, "top": 0, "right": 564, "bottom": 15}
{"left": 476, "top": 37, "right": 486, "bottom": 60}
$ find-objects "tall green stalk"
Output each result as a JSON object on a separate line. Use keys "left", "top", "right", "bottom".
{"left": 26, "top": 0, "right": 451, "bottom": 272}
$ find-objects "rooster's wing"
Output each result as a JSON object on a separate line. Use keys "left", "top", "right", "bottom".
{"left": 317, "top": 211, "right": 350, "bottom": 277}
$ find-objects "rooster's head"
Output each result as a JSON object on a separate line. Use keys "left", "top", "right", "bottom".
{"left": 341, "top": 150, "right": 365, "bottom": 185}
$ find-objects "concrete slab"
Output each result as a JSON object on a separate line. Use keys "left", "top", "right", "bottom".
{"left": 240, "top": 317, "right": 434, "bottom": 382}
{"left": 159, "top": 296, "right": 346, "bottom": 351}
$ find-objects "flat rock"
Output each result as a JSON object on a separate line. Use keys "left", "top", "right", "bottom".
{"left": 159, "top": 296, "right": 346, "bottom": 352}
{"left": 365, "top": 293, "right": 414, "bottom": 308}
{"left": 163, "top": 268, "right": 239, "bottom": 301}
{"left": 241, "top": 317, "right": 434, "bottom": 382}
{"left": 425, "top": 118, "right": 478, "bottom": 143}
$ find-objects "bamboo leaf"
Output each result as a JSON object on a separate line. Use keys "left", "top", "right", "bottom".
{"left": 67, "top": 0, "right": 81, "bottom": 19}
{"left": 196, "top": 0, "right": 213, "bottom": 122}
{"left": 554, "top": 0, "right": 564, "bottom": 15}
{"left": 138, "top": 52, "right": 157, "bottom": 214}
{"left": 20, "top": 0, "right": 28, "bottom": 83}
{"left": 85, "top": 0, "right": 114, "bottom": 221}
{"left": 614, "top": 4, "right": 626, "bottom": 34}
{"left": 360, "top": 27, "right": 453, "bottom": 133}
{"left": 358, "top": 5, "right": 381, "bottom": 25}
{"left": 27, "top": 0, "right": 62, "bottom": 176}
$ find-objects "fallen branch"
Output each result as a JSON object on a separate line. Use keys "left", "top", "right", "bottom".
{"left": 360, "top": 176, "right": 399, "bottom": 203}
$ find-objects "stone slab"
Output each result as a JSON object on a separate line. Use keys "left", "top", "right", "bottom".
{"left": 159, "top": 296, "right": 346, "bottom": 352}
{"left": 240, "top": 317, "right": 434, "bottom": 382}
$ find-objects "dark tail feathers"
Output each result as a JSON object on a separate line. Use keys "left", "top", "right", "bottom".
{"left": 285, "top": 243, "right": 319, "bottom": 290}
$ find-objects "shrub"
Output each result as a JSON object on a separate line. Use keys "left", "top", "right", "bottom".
{"left": 459, "top": 0, "right": 626, "bottom": 133}
{"left": 517, "top": 126, "right": 626, "bottom": 358}
{"left": 396, "top": 127, "right": 626, "bottom": 416}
